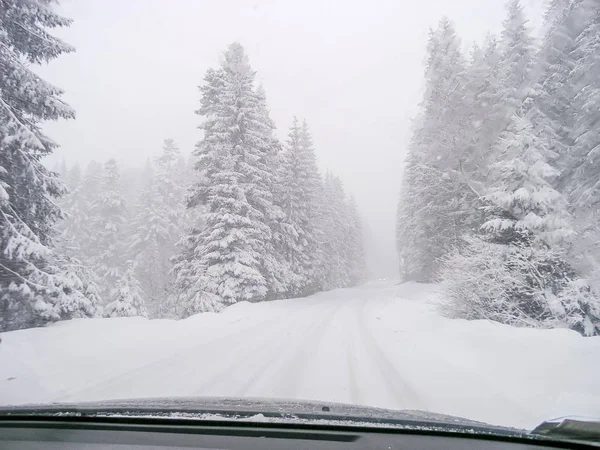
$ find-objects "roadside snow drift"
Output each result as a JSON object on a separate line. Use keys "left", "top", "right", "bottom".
{"left": 1, "top": 280, "right": 599, "bottom": 429}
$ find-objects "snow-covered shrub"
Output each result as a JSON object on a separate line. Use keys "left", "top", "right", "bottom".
{"left": 103, "top": 262, "right": 148, "bottom": 318}
{"left": 553, "top": 280, "right": 600, "bottom": 337}
{"left": 440, "top": 234, "right": 600, "bottom": 336}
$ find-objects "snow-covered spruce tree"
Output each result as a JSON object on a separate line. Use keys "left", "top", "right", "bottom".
{"left": 496, "top": 0, "right": 536, "bottom": 116}
{"left": 461, "top": 0, "right": 537, "bottom": 186}
{"left": 561, "top": 4, "right": 600, "bottom": 205}
{"left": 174, "top": 43, "right": 284, "bottom": 311}
{"left": 346, "top": 195, "right": 368, "bottom": 285}
{"left": 81, "top": 160, "right": 103, "bottom": 203}
{"left": 315, "top": 175, "right": 367, "bottom": 290}
{"left": 559, "top": 3, "right": 600, "bottom": 290}
{"left": 130, "top": 139, "right": 189, "bottom": 318}
{"left": 253, "top": 85, "right": 292, "bottom": 299}
{"left": 317, "top": 173, "right": 351, "bottom": 290}
{"left": 396, "top": 17, "right": 478, "bottom": 282}
{"left": 103, "top": 261, "right": 147, "bottom": 318}
{"left": 54, "top": 163, "right": 104, "bottom": 309}
{"left": 63, "top": 162, "right": 81, "bottom": 191}
{"left": 129, "top": 176, "right": 163, "bottom": 314}
{"left": 171, "top": 223, "right": 222, "bottom": 318}
{"left": 56, "top": 164, "right": 83, "bottom": 249}
{"left": 484, "top": 114, "right": 572, "bottom": 245}
{"left": 462, "top": 35, "right": 502, "bottom": 178}
{"left": 456, "top": 0, "right": 537, "bottom": 191}
{"left": 277, "top": 117, "right": 323, "bottom": 295}
{"left": 56, "top": 164, "right": 90, "bottom": 259}
{"left": 87, "top": 159, "right": 128, "bottom": 298}
{"left": 0, "top": 0, "right": 99, "bottom": 331}
{"left": 522, "top": 1, "right": 595, "bottom": 191}
{"left": 71, "top": 161, "right": 103, "bottom": 263}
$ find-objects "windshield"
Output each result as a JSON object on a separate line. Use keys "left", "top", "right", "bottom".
{"left": 0, "top": 0, "right": 599, "bottom": 434}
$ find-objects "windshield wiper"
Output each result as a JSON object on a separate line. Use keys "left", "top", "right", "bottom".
{"left": 531, "top": 417, "right": 600, "bottom": 444}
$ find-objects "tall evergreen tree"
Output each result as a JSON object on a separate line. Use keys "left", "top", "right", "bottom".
{"left": 483, "top": 114, "right": 572, "bottom": 245}
{"left": 87, "top": 159, "right": 128, "bottom": 298}
{"left": 279, "top": 117, "right": 322, "bottom": 295}
{"left": 346, "top": 195, "right": 368, "bottom": 285}
{"left": 562, "top": 4, "right": 600, "bottom": 207}
{"left": 396, "top": 17, "right": 476, "bottom": 282}
{"left": 56, "top": 164, "right": 87, "bottom": 258}
{"left": 462, "top": 34, "right": 502, "bottom": 177}
{"left": 496, "top": 0, "right": 536, "bottom": 115}
{"left": 0, "top": 0, "right": 96, "bottom": 331}
{"left": 176, "top": 43, "right": 283, "bottom": 309}
{"left": 319, "top": 173, "right": 351, "bottom": 289}
{"left": 130, "top": 139, "right": 189, "bottom": 317}
{"left": 559, "top": 3, "right": 600, "bottom": 286}
{"left": 171, "top": 226, "right": 222, "bottom": 318}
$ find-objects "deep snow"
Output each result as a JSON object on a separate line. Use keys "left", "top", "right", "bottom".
{"left": 1, "top": 281, "right": 599, "bottom": 429}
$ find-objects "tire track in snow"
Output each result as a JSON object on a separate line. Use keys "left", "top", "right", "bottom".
{"left": 346, "top": 318, "right": 363, "bottom": 405}
{"left": 54, "top": 312, "right": 288, "bottom": 402}
{"left": 356, "top": 295, "right": 531, "bottom": 421}
{"left": 356, "top": 297, "right": 427, "bottom": 411}
{"left": 241, "top": 302, "right": 342, "bottom": 398}
{"left": 194, "top": 300, "right": 341, "bottom": 397}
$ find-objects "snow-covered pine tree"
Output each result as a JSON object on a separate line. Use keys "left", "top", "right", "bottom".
{"left": 253, "top": 85, "right": 291, "bottom": 298}
{"left": 346, "top": 195, "right": 368, "bottom": 286}
{"left": 67, "top": 160, "right": 103, "bottom": 266}
{"left": 81, "top": 161, "right": 103, "bottom": 202}
{"left": 463, "top": 0, "right": 538, "bottom": 187}
{"left": 53, "top": 163, "right": 104, "bottom": 312}
{"left": 448, "top": 113, "right": 576, "bottom": 332}
{"left": 562, "top": 4, "right": 600, "bottom": 206}
{"left": 130, "top": 139, "right": 189, "bottom": 317}
{"left": 176, "top": 43, "right": 283, "bottom": 309}
{"left": 524, "top": 0, "right": 594, "bottom": 184}
{"left": 484, "top": 114, "right": 572, "bottom": 245}
{"left": 464, "top": 0, "right": 537, "bottom": 185}
{"left": 103, "top": 261, "right": 148, "bottom": 318}
{"left": 171, "top": 226, "right": 222, "bottom": 318}
{"left": 129, "top": 175, "right": 162, "bottom": 313}
{"left": 559, "top": 3, "right": 600, "bottom": 291}
{"left": 64, "top": 162, "right": 82, "bottom": 191}
{"left": 0, "top": 0, "right": 97, "bottom": 331}
{"left": 318, "top": 173, "right": 351, "bottom": 290}
{"left": 462, "top": 35, "right": 502, "bottom": 178}
{"left": 278, "top": 117, "right": 323, "bottom": 295}
{"left": 396, "top": 17, "right": 476, "bottom": 282}
{"left": 496, "top": 0, "right": 536, "bottom": 115}
{"left": 56, "top": 164, "right": 87, "bottom": 258}
{"left": 87, "top": 159, "right": 128, "bottom": 298}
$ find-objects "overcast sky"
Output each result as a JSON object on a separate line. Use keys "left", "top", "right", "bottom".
{"left": 39, "top": 0, "right": 545, "bottom": 277}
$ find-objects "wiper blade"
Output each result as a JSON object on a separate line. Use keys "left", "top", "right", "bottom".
{"left": 531, "top": 417, "right": 600, "bottom": 443}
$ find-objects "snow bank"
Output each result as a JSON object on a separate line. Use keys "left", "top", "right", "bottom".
{"left": 0, "top": 280, "right": 598, "bottom": 430}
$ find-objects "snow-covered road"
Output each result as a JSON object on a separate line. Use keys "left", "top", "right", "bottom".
{"left": 1, "top": 281, "right": 599, "bottom": 429}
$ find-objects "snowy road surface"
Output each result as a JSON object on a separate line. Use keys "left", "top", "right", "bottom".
{"left": 1, "top": 281, "right": 599, "bottom": 429}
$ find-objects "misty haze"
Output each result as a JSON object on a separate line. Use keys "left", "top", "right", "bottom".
{"left": 0, "top": 0, "right": 600, "bottom": 439}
